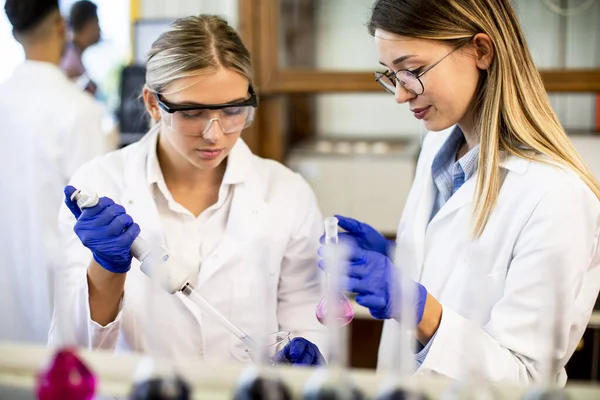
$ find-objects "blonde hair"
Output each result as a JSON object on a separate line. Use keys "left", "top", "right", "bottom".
{"left": 368, "top": 0, "right": 600, "bottom": 236}
{"left": 145, "top": 14, "right": 253, "bottom": 95}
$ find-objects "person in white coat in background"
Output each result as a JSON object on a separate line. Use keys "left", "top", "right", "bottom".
{"left": 0, "top": 0, "right": 112, "bottom": 344}
{"left": 321, "top": 0, "right": 600, "bottom": 384}
{"left": 49, "top": 14, "right": 326, "bottom": 365}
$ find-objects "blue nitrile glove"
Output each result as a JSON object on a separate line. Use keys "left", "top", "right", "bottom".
{"left": 319, "top": 243, "right": 428, "bottom": 322}
{"left": 319, "top": 215, "right": 392, "bottom": 257}
{"left": 64, "top": 185, "right": 141, "bottom": 274}
{"left": 271, "top": 338, "right": 325, "bottom": 366}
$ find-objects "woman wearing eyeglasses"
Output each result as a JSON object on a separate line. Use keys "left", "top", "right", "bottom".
{"left": 49, "top": 15, "right": 325, "bottom": 365}
{"left": 323, "top": 0, "right": 600, "bottom": 383}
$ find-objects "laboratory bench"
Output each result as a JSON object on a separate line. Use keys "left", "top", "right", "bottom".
{"left": 1, "top": 341, "right": 600, "bottom": 400}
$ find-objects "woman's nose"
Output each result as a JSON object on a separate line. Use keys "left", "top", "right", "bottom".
{"left": 202, "top": 118, "right": 225, "bottom": 143}
{"left": 394, "top": 84, "right": 417, "bottom": 104}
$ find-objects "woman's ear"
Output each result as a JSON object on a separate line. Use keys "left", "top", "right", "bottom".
{"left": 472, "top": 33, "right": 494, "bottom": 70}
{"left": 142, "top": 87, "right": 161, "bottom": 122}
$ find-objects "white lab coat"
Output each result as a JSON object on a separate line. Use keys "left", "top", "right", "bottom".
{"left": 0, "top": 61, "right": 111, "bottom": 343}
{"left": 378, "top": 128, "right": 600, "bottom": 384}
{"left": 49, "top": 127, "right": 325, "bottom": 363}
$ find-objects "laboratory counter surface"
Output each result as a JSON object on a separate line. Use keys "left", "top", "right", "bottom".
{"left": 1, "top": 342, "right": 600, "bottom": 399}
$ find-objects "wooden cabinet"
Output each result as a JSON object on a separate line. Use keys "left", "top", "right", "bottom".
{"left": 238, "top": 0, "right": 600, "bottom": 161}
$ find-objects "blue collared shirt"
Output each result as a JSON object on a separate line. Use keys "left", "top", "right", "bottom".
{"left": 414, "top": 126, "right": 480, "bottom": 365}
{"left": 430, "top": 127, "right": 480, "bottom": 220}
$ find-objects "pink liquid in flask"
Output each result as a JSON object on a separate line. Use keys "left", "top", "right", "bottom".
{"left": 316, "top": 292, "right": 354, "bottom": 327}
{"left": 36, "top": 348, "right": 96, "bottom": 400}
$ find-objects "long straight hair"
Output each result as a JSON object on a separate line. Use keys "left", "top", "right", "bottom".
{"left": 368, "top": 0, "right": 600, "bottom": 236}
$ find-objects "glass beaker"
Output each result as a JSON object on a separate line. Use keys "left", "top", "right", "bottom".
{"left": 245, "top": 330, "right": 291, "bottom": 362}
{"left": 235, "top": 235, "right": 293, "bottom": 400}
{"left": 315, "top": 217, "right": 354, "bottom": 327}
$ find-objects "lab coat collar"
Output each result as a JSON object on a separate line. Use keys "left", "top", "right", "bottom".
{"left": 499, "top": 152, "right": 530, "bottom": 174}
{"left": 13, "top": 60, "right": 70, "bottom": 82}
{"left": 146, "top": 125, "right": 171, "bottom": 205}
{"left": 122, "top": 126, "right": 268, "bottom": 290}
{"left": 222, "top": 138, "right": 253, "bottom": 185}
{"left": 427, "top": 153, "right": 530, "bottom": 232}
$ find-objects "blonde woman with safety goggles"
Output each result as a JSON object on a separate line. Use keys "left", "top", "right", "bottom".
{"left": 50, "top": 15, "right": 325, "bottom": 366}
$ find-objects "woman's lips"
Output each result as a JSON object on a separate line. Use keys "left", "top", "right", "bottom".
{"left": 196, "top": 149, "right": 223, "bottom": 159}
{"left": 411, "top": 106, "right": 431, "bottom": 120}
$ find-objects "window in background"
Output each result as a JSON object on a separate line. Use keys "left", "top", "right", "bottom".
{"left": 60, "top": 0, "right": 131, "bottom": 111}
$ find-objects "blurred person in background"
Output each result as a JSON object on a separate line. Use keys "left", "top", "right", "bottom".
{"left": 61, "top": 0, "right": 100, "bottom": 96}
{"left": 0, "top": 0, "right": 111, "bottom": 344}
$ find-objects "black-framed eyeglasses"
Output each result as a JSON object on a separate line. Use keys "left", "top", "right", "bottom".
{"left": 374, "top": 41, "right": 468, "bottom": 96}
{"left": 154, "top": 86, "right": 259, "bottom": 136}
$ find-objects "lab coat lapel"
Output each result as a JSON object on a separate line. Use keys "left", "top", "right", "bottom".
{"left": 408, "top": 168, "right": 436, "bottom": 281}
{"left": 428, "top": 176, "right": 476, "bottom": 227}
{"left": 121, "top": 130, "right": 166, "bottom": 249}
{"left": 196, "top": 183, "right": 267, "bottom": 289}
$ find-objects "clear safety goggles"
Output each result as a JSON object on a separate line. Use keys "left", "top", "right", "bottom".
{"left": 155, "top": 87, "right": 258, "bottom": 137}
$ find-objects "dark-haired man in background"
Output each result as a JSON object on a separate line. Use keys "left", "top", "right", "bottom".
{"left": 0, "top": 0, "right": 111, "bottom": 344}
{"left": 61, "top": 0, "right": 101, "bottom": 95}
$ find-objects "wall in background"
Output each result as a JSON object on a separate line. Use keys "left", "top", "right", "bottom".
{"left": 312, "top": 0, "right": 599, "bottom": 138}
{"left": 139, "top": 0, "right": 238, "bottom": 27}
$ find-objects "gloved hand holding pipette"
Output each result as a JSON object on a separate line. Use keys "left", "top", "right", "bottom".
{"left": 318, "top": 216, "right": 428, "bottom": 322}
{"left": 272, "top": 338, "right": 325, "bottom": 366}
{"left": 64, "top": 185, "right": 140, "bottom": 274}
{"left": 64, "top": 185, "right": 326, "bottom": 366}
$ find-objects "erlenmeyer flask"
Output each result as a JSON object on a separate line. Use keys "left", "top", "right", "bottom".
{"left": 315, "top": 293, "right": 354, "bottom": 326}
{"left": 315, "top": 217, "right": 354, "bottom": 327}
{"left": 36, "top": 348, "right": 96, "bottom": 400}
{"left": 304, "top": 220, "right": 363, "bottom": 400}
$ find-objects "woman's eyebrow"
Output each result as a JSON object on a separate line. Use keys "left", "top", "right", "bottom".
{"left": 378, "top": 54, "right": 418, "bottom": 68}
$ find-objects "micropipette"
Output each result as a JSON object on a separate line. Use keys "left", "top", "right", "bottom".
{"left": 70, "top": 188, "right": 259, "bottom": 354}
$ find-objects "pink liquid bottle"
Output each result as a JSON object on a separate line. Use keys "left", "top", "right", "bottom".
{"left": 315, "top": 217, "right": 354, "bottom": 327}
{"left": 306, "top": 219, "right": 363, "bottom": 400}
{"left": 36, "top": 348, "right": 96, "bottom": 400}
